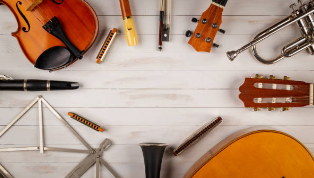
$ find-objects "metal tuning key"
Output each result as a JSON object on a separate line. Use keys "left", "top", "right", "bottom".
{"left": 96, "top": 28, "right": 118, "bottom": 64}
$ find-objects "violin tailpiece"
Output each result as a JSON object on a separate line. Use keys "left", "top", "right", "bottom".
{"left": 43, "top": 16, "right": 83, "bottom": 59}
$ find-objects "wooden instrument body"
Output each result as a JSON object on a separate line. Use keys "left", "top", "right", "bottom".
{"left": 184, "top": 128, "right": 314, "bottom": 178}
{"left": 1, "top": 0, "right": 98, "bottom": 68}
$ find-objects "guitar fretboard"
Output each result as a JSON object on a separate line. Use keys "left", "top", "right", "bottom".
{"left": 212, "top": 0, "right": 228, "bottom": 7}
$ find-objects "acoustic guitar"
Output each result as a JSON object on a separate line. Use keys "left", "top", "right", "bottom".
{"left": 184, "top": 128, "right": 314, "bottom": 178}
{"left": 239, "top": 74, "right": 313, "bottom": 111}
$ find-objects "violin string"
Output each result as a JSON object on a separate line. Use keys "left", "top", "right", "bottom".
{"left": 22, "top": 0, "right": 45, "bottom": 24}
{"left": 24, "top": 0, "right": 52, "bottom": 24}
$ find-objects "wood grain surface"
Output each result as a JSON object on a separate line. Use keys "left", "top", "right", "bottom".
{"left": 0, "top": 0, "right": 314, "bottom": 178}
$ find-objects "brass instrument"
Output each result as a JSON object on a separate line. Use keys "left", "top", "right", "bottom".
{"left": 227, "top": 0, "right": 314, "bottom": 64}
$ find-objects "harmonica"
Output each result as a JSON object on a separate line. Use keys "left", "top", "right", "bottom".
{"left": 96, "top": 28, "right": 118, "bottom": 64}
{"left": 68, "top": 112, "right": 104, "bottom": 132}
{"left": 173, "top": 117, "right": 222, "bottom": 156}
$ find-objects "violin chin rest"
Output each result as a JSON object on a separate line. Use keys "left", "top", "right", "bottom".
{"left": 35, "top": 46, "right": 72, "bottom": 70}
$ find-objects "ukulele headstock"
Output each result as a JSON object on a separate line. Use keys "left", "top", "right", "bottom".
{"left": 187, "top": 3, "right": 225, "bottom": 52}
{"left": 239, "top": 74, "right": 312, "bottom": 111}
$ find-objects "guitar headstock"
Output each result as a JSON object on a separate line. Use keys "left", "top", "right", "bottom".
{"left": 239, "top": 74, "right": 312, "bottom": 111}
{"left": 187, "top": 2, "right": 226, "bottom": 52}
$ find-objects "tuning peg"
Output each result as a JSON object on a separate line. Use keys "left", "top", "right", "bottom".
{"left": 218, "top": 29, "right": 226, "bottom": 34}
{"left": 191, "top": 18, "right": 199, "bottom": 23}
{"left": 253, "top": 107, "right": 262, "bottom": 112}
{"left": 268, "top": 75, "right": 276, "bottom": 79}
{"left": 254, "top": 74, "right": 263, "bottom": 79}
{"left": 283, "top": 76, "right": 291, "bottom": 80}
{"left": 213, "top": 43, "right": 219, "bottom": 48}
{"left": 267, "top": 107, "right": 276, "bottom": 112}
{"left": 185, "top": 30, "right": 193, "bottom": 37}
{"left": 281, "top": 107, "right": 290, "bottom": 112}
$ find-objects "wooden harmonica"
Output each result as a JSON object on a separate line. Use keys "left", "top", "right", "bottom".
{"left": 68, "top": 112, "right": 104, "bottom": 132}
{"left": 173, "top": 117, "right": 222, "bottom": 156}
{"left": 96, "top": 28, "right": 118, "bottom": 64}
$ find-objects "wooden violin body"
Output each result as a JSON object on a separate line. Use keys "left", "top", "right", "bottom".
{"left": 184, "top": 128, "right": 314, "bottom": 178}
{"left": 1, "top": 0, "right": 98, "bottom": 70}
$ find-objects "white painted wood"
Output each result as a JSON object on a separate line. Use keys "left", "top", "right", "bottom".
{"left": 0, "top": 0, "right": 313, "bottom": 177}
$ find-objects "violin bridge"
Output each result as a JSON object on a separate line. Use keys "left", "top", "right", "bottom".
{"left": 26, "top": 0, "right": 43, "bottom": 11}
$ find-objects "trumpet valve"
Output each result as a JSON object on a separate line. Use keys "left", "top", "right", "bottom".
{"left": 226, "top": 50, "right": 239, "bottom": 61}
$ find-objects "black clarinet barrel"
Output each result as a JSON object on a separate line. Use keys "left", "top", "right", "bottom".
{"left": 140, "top": 143, "right": 168, "bottom": 178}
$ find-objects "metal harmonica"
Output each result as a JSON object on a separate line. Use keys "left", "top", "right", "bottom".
{"left": 96, "top": 28, "right": 118, "bottom": 64}
{"left": 173, "top": 117, "right": 222, "bottom": 156}
{"left": 68, "top": 112, "right": 104, "bottom": 132}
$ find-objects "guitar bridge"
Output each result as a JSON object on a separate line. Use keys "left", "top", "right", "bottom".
{"left": 43, "top": 17, "right": 83, "bottom": 59}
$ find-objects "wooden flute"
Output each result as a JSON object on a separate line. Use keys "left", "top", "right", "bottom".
{"left": 119, "top": 0, "right": 138, "bottom": 46}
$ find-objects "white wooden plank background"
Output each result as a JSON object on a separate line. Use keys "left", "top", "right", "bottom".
{"left": 1, "top": 0, "right": 314, "bottom": 177}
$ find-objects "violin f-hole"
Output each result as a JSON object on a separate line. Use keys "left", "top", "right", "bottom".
{"left": 16, "top": 1, "right": 30, "bottom": 32}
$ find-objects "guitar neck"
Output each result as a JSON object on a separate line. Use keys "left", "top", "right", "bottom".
{"left": 212, "top": 0, "right": 228, "bottom": 8}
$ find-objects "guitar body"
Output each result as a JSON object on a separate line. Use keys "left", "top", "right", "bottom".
{"left": 184, "top": 128, "right": 314, "bottom": 178}
{"left": 1, "top": 0, "right": 98, "bottom": 70}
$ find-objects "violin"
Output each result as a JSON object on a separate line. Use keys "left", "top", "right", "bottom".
{"left": 0, "top": 0, "right": 98, "bottom": 71}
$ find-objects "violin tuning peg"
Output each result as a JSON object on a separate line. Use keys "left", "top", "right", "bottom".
{"left": 283, "top": 76, "right": 291, "bottom": 80}
{"left": 267, "top": 107, "right": 276, "bottom": 112}
{"left": 268, "top": 75, "right": 276, "bottom": 79}
{"left": 253, "top": 107, "right": 262, "bottom": 112}
{"left": 254, "top": 74, "right": 264, "bottom": 79}
{"left": 185, "top": 30, "right": 193, "bottom": 37}
{"left": 218, "top": 29, "right": 226, "bottom": 34}
{"left": 213, "top": 43, "right": 220, "bottom": 48}
{"left": 281, "top": 107, "right": 290, "bottom": 112}
{"left": 191, "top": 18, "right": 199, "bottom": 23}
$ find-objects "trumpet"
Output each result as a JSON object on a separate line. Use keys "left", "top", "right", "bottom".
{"left": 227, "top": 0, "right": 314, "bottom": 64}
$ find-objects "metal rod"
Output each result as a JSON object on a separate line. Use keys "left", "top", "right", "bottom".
{"left": 0, "top": 147, "right": 40, "bottom": 152}
{"left": 0, "top": 96, "right": 40, "bottom": 137}
{"left": 100, "top": 158, "right": 119, "bottom": 178}
{"left": 0, "top": 163, "right": 14, "bottom": 178}
{"left": 44, "top": 147, "right": 91, "bottom": 154}
{"left": 41, "top": 98, "right": 94, "bottom": 151}
{"left": 38, "top": 98, "right": 44, "bottom": 153}
{"left": 96, "top": 158, "right": 100, "bottom": 178}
